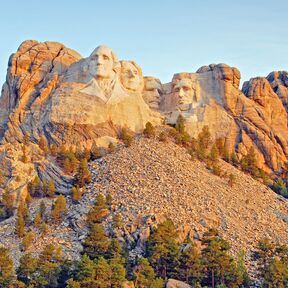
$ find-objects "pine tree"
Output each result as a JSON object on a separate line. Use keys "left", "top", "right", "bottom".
{"left": 110, "top": 257, "right": 126, "bottom": 287}
{"left": 134, "top": 258, "right": 156, "bottom": 288}
{"left": 179, "top": 242, "right": 203, "bottom": 285}
{"left": 71, "top": 186, "right": 82, "bottom": 203}
{"left": 87, "top": 194, "right": 110, "bottom": 225}
{"left": 113, "top": 214, "right": 123, "bottom": 229}
{"left": 37, "top": 244, "right": 63, "bottom": 287}
{"left": 21, "top": 145, "right": 28, "bottom": 163}
{"left": 76, "top": 254, "right": 95, "bottom": 282}
{"left": 228, "top": 174, "right": 236, "bottom": 187}
{"left": 144, "top": 122, "right": 155, "bottom": 138}
{"left": 21, "top": 231, "right": 35, "bottom": 251}
{"left": 83, "top": 224, "right": 110, "bottom": 260}
{"left": 215, "top": 138, "right": 225, "bottom": 157}
{"left": 15, "top": 212, "right": 25, "bottom": 238}
{"left": 93, "top": 257, "right": 112, "bottom": 288}
{"left": 17, "top": 253, "right": 37, "bottom": 286}
{"left": 39, "top": 200, "right": 46, "bottom": 219}
{"left": 120, "top": 127, "right": 133, "bottom": 147}
{"left": 75, "top": 159, "right": 91, "bottom": 187}
{"left": 147, "top": 219, "right": 180, "bottom": 278}
{"left": 198, "top": 125, "right": 211, "bottom": 150}
{"left": 0, "top": 247, "right": 15, "bottom": 287}
{"left": 175, "top": 114, "right": 185, "bottom": 134}
{"left": 47, "top": 180, "right": 56, "bottom": 197}
{"left": 34, "top": 212, "right": 42, "bottom": 227}
{"left": 201, "top": 228, "right": 233, "bottom": 288}
{"left": 51, "top": 195, "right": 67, "bottom": 222}
{"left": 240, "top": 147, "right": 258, "bottom": 176}
{"left": 2, "top": 189, "right": 14, "bottom": 217}
{"left": 28, "top": 176, "right": 41, "bottom": 197}
{"left": 38, "top": 135, "right": 49, "bottom": 155}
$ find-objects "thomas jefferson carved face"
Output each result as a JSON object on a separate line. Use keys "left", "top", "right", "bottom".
{"left": 173, "top": 78, "right": 195, "bottom": 110}
{"left": 120, "top": 61, "right": 143, "bottom": 92}
{"left": 89, "top": 45, "right": 118, "bottom": 80}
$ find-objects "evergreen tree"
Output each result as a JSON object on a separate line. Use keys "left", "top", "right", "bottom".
{"left": 47, "top": 180, "right": 56, "bottom": 197}
{"left": 201, "top": 229, "right": 234, "bottom": 288}
{"left": 175, "top": 114, "right": 185, "bottom": 134}
{"left": 75, "top": 254, "right": 95, "bottom": 282}
{"left": 28, "top": 176, "right": 41, "bottom": 197}
{"left": 108, "top": 142, "right": 116, "bottom": 153}
{"left": 83, "top": 224, "right": 110, "bottom": 260}
{"left": 17, "top": 253, "right": 37, "bottom": 285}
{"left": 38, "top": 135, "right": 49, "bottom": 155}
{"left": 39, "top": 200, "right": 46, "bottom": 219}
{"left": 51, "top": 195, "right": 67, "bottom": 222}
{"left": 228, "top": 174, "right": 236, "bottom": 187}
{"left": 198, "top": 125, "right": 211, "bottom": 150}
{"left": 21, "top": 231, "right": 35, "bottom": 251}
{"left": 113, "top": 214, "right": 123, "bottom": 229}
{"left": 147, "top": 219, "right": 179, "bottom": 278}
{"left": 2, "top": 189, "right": 14, "bottom": 217}
{"left": 240, "top": 147, "right": 258, "bottom": 176}
{"left": 134, "top": 258, "right": 156, "bottom": 288}
{"left": 36, "top": 244, "right": 63, "bottom": 287}
{"left": 15, "top": 212, "right": 25, "bottom": 238}
{"left": 71, "top": 186, "right": 82, "bottom": 203}
{"left": 75, "top": 159, "right": 91, "bottom": 187}
{"left": 34, "top": 212, "right": 42, "bottom": 227}
{"left": 120, "top": 127, "right": 133, "bottom": 147}
{"left": 110, "top": 257, "right": 126, "bottom": 287}
{"left": 93, "top": 257, "right": 112, "bottom": 288}
{"left": 179, "top": 242, "right": 203, "bottom": 285}
{"left": 0, "top": 247, "right": 15, "bottom": 287}
{"left": 215, "top": 138, "right": 225, "bottom": 157}
{"left": 21, "top": 145, "right": 28, "bottom": 163}
{"left": 87, "top": 194, "right": 110, "bottom": 225}
{"left": 144, "top": 122, "right": 156, "bottom": 138}
{"left": 209, "top": 144, "right": 219, "bottom": 163}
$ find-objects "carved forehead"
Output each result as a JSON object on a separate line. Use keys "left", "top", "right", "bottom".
{"left": 90, "top": 45, "right": 118, "bottom": 62}
{"left": 174, "top": 78, "right": 193, "bottom": 88}
{"left": 121, "top": 60, "right": 142, "bottom": 75}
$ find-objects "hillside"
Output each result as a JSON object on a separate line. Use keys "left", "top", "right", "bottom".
{"left": 0, "top": 137, "right": 287, "bottom": 268}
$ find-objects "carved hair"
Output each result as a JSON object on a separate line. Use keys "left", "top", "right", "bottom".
{"left": 90, "top": 45, "right": 120, "bottom": 74}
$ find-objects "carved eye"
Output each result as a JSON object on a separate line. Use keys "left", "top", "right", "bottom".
{"left": 174, "top": 88, "right": 180, "bottom": 92}
{"left": 103, "top": 55, "right": 109, "bottom": 60}
{"left": 183, "top": 86, "right": 191, "bottom": 91}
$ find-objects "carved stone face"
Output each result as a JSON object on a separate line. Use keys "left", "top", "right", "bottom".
{"left": 120, "top": 61, "right": 143, "bottom": 92}
{"left": 89, "top": 45, "right": 117, "bottom": 79}
{"left": 143, "top": 77, "right": 162, "bottom": 110}
{"left": 173, "top": 78, "right": 195, "bottom": 110}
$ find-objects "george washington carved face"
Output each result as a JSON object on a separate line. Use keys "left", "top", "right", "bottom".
{"left": 89, "top": 45, "right": 119, "bottom": 80}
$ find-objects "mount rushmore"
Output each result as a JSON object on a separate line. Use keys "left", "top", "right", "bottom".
{"left": 0, "top": 40, "right": 288, "bottom": 196}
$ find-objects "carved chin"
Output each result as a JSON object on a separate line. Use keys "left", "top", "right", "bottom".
{"left": 123, "top": 81, "right": 140, "bottom": 91}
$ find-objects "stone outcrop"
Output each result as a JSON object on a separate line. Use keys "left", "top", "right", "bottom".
{"left": 1, "top": 39, "right": 288, "bottom": 196}
{"left": 166, "top": 279, "right": 192, "bottom": 288}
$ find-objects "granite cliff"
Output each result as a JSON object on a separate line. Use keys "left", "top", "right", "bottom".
{"left": 0, "top": 39, "right": 288, "bottom": 204}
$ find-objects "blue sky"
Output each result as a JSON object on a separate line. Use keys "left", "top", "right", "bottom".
{"left": 1, "top": 0, "right": 287, "bottom": 87}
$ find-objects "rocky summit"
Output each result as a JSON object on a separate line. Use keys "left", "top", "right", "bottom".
{"left": 1, "top": 40, "right": 288, "bottom": 199}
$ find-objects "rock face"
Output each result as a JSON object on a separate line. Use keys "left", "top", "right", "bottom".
{"left": 1, "top": 40, "right": 288, "bottom": 195}
{"left": 166, "top": 279, "right": 191, "bottom": 288}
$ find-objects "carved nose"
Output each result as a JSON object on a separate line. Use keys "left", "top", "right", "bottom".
{"left": 179, "top": 88, "right": 185, "bottom": 97}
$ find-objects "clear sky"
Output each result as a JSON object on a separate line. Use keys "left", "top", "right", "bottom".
{"left": 1, "top": 0, "right": 287, "bottom": 87}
